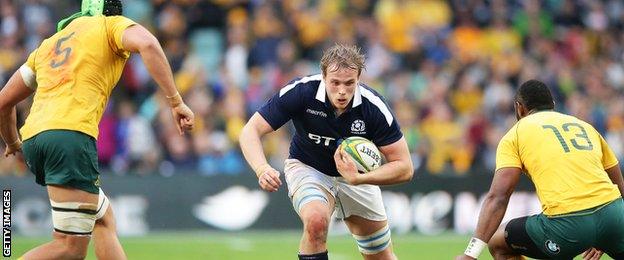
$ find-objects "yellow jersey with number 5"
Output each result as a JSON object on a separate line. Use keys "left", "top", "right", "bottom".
{"left": 496, "top": 111, "right": 621, "bottom": 216}
{"left": 19, "top": 15, "right": 136, "bottom": 140}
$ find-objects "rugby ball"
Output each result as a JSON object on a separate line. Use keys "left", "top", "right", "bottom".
{"left": 340, "top": 136, "right": 382, "bottom": 173}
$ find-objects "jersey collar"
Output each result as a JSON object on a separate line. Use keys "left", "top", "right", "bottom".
{"left": 315, "top": 79, "right": 363, "bottom": 108}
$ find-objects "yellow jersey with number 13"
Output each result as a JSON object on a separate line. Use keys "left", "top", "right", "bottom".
{"left": 496, "top": 111, "right": 621, "bottom": 216}
{"left": 19, "top": 15, "right": 136, "bottom": 140}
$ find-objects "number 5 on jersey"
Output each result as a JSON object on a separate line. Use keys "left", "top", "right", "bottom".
{"left": 542, "top": 123, "right": 593, "bottom": 152}
{"left": 51, "top": 32, "right": 75, "bottom": 68}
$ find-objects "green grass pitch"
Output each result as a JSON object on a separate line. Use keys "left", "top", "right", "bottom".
{"left": 9, "top": 232, "right": 612, "bottom": 259}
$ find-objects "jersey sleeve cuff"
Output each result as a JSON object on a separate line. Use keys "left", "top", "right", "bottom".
{"left": 257, "top": 110, "right": 283, "bottom": 131}
{"left": 19, "top": 65, "right": 37, "bottom": 90}
{"left": 495, "top": 164, "right": 522, "bottom": 172}
{"left": 604, "top": 161, "right": 619, "bottom": 170}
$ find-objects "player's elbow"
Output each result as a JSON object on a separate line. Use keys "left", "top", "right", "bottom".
{"left": 0, "top": 101, "right": 12, "bottom": 115}
{"left": 397, "top": 160, "right": 414, "bottom": 183}
{"left": 137, "top": 35, "right": 160, "bottom": 53}
{"left": 239, "top": 123, "right": 259, "bottom": 144}
{"left": 485, "top": 190, "right": 510, "bottom": 207}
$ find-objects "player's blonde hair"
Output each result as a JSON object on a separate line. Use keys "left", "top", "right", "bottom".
{"left": 320, "top": 44, "right": 365, "bottom": 77}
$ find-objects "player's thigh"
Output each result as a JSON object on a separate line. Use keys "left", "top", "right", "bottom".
{"left": 595, "top": 199, "right": 624, "bottom": 258}
{"left": 48, "top": 186, "right": 110, "bottom": 238}
{"left": 521, "top": 213, "right": 595, "bottom": 259}
{"left": 503, "top": 216, "right": 550, "bottom": 259}
{"left": 284, "top": 159, "right": 336, "bottom": 216}
{"left": 24, "top": 130, "right": 101, "bottom": 194}
{"left": 335, "top": 181, "right": 386, "bottom": 221}
{"left": 47, "top": 185, "right": 98, "bottom": 204}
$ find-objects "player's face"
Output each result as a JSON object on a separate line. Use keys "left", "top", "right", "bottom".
{"left": 324, "top": 65, "right": 359, "bottom": 113}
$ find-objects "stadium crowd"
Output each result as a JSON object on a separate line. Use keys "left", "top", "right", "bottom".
{"left": 1, "top": 0, "right": 624, "bottom": 177}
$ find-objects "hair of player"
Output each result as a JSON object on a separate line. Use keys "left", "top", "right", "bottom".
{"left": 516, "top": 79, "right": 555, "bottom": 111}
{"left": 320, "top": 43, "right": 365, "bottom": 77}
{"left": 103, "top": 0, "right": 123, "bottom": 16}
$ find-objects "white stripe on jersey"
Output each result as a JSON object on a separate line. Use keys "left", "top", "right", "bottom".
{"left": 360, "top": 87, "right": 394, "bottom": 126}
{"left": 279, "top": 74, "right": 322, "bottom": 97}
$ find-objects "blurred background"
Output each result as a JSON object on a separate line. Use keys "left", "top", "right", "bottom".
{"left": 1, "top": 0, "right": 623, "bottom": 258}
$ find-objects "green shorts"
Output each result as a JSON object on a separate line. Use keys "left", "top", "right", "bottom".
{"left": 22, "top": 130, "right": 100, "bottom": 194}
{"left": 505, "top": 198, "right": 624, "bottom": 259}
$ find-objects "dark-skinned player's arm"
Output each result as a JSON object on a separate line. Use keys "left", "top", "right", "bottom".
{"left": 606, "top": 165, "right": 624, "bottom": 198}
{"left": 600, "top": 133, "right": 624, "bottom": 197}
{"left": 0, "top": 70, "right": 35, "bottom": 156}
{"left": 458, "top": 167, "right": 522, "bottom": 259}
{"left": 121, "top": 24, "right": 194, "bottom": 135}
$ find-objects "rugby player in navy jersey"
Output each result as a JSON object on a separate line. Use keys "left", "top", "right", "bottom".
{"left": 239, "top": 44, "right": 414, "bottom": 260}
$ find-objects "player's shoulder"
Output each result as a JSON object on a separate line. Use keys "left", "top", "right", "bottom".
{"left": 358, "top": 83, "right": 394, "bottom": 125}
{"left": 278, "top": 74, "right": 322, "bottom": 97}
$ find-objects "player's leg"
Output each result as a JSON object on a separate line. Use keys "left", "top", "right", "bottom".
{"left": 492, "top": 216, "right": 548, "bottom": 260}
{"left": 336, "top": 181, "right": 393, "bottom": 259}
{"left": 93, "top": 189, "right": 127, "bottom": 260}
{"left": 298, "top": 195, "right": 335, "bottom": 254}
{"left": 344, "top": 216, "right": 394, "bottom": 260}
{"left": 20, "top": 130, "right": 107, "bottom": 259}
{"left": 21, "top": 185, "right": 98, "bottom": 259}
{"left": 488, "top": 223, "right": 525, "bottom": 260}
{"left": 595, "top": 198, "right": 624, "bottom": 259}
{"left": 283, "top": 159, "right": 336, "bottom": 259}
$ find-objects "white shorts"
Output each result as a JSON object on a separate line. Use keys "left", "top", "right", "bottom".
{"left": 284, "top": 159, "right": 387, "bottom": 221}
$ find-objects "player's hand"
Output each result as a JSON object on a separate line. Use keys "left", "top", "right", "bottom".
{"left": 454, "top": 255, "right": 475, "bottom": 260}
{"left": 256, "top": 165, "right": 282, "bottom": 192}
{"left": 334, "top": 148, "right": 360, "bottom": 185}
{"left": 171, "top": 103, "right": 194, "bottom": 135}
{"left": 582, "top": 248, "right": 603, "bottom": 260}
{"left": 4, "top": 139, "right": 22, "bottom": 157}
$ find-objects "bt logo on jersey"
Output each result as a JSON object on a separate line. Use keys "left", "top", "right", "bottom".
{"left": 308, "top": 133, "right": 335, "bottom": 146}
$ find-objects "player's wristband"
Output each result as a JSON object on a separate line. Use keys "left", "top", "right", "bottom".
{"left": 166, "top": 92, "right": 183, "bottom": 108}
{"left": 464, "top": 237, "right": 487, "bottom": 259}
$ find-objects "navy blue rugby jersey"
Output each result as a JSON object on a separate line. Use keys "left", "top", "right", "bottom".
{"left": 258, "top": 74, "right": 403, "bottom": 177}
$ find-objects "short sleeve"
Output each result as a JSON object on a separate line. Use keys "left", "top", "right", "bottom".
{"left": 495, "top": 124, "right": 522, "bottom": 171}
{"left": 370, "top": 107, "right": 403, "bottom": 147}
{"left": 599, "top": 133, "right": 619, "bottom": 169}
{"left": 24, "top": 48, "right": 37, "bottom": 70}
{"left": 105, "top": 16, "right": 137, "bottom": 58}
{"left": 257, "top": 81, "right": 305, "bottom": 130}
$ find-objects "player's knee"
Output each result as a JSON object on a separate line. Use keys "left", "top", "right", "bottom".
{"left": 55, "top": 234, "right": 89, "bottom": 260}
{"left": 303, "top": 212, "right": 329, "bottom": 241}
{"left": 352, "top": 224, "right": 392, "bottom": 255}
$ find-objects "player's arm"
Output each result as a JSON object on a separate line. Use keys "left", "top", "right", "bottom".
{"left": 121, "top": 24, "right": 194, "bottom": 135}
{"left": 606, "top": 165, "right": 624, "bottom": 197}
{"left": 239, "top": 113, "right": 282, "bottom": 192}
{"left": 457, "top": 167, "right": 522, "bottom": 260}
{"left": 474, "top": 167, "right": 521, "bottom": 241}
{"left": 336, "top": 137, "right": 413, "bottom": 185}
{"left": 598, "top": 132, "right": 624, "bottom": 197}
{"left": 0, "top": 69, "right": 35, "bottom": 156}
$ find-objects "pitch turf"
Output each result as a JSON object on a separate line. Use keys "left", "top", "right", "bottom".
{"left": 9, "top": 232, "right": 613, "bottom": 259}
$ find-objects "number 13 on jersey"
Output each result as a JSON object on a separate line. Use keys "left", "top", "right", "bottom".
{"left": 542, "top": 123, "right": 594, "bottom": 152}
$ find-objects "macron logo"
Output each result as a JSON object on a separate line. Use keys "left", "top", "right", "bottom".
{"left": 306, "top": 109, "right": 327, "bottom": 118}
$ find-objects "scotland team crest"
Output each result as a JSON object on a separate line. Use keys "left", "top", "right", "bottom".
{"left": 351, "top": 119, "right": 366, "bottom": 134}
